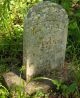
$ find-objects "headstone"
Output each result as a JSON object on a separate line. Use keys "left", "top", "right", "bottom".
{"left": 23, "top": 1, "right": 68, "bottom": 83}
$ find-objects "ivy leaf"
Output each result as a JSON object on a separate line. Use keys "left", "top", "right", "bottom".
{"left": 68, "top": 82, "right": 77, "bottom": 94}
{"left": 52, "top": 80, "right": 61, "bottom": 90}
{"left": 35, "top": 90, "right": 44, "bottom": 97}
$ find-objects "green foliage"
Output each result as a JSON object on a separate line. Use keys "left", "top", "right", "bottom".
{"left": 33, "top": 90, "right": 45, "bottom": 98}
{"left": 9, "top": 85, "right": 27, "bottom": 98}
{"left": 61, "top": 82, "right": 78, "bottom": 98}
{"left": 0, "top": 83, "right": 9, "bottom": 98}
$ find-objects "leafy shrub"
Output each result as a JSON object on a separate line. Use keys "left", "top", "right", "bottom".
{"left": 0, "top": 83, "right": 9, "bottom": 98}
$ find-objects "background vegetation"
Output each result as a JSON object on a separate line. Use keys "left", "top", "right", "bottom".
{"left": 0, "top": 0, "right": 80, "bottom": 98}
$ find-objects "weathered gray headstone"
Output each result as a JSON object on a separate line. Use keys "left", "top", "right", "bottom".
{"left": 23, "top": 1, "right": 68, "bottom": 84}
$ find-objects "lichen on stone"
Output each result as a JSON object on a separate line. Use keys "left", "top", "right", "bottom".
{"left": 23, "top": 1, "right": 69, "bottom": 82}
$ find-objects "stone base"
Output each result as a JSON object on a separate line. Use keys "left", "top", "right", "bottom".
{"left": 3, "top": 72, "right": 51, "bottom": 94}
{"left": 3, "top": 72, "right": 26, "bottom": 88}
{"left": 26, "top": 81, "right": 50, "bottom": 94}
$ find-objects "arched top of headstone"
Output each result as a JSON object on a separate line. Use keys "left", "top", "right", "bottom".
{"left": 25, "top": 1, "right": 68, "bottom": 26}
